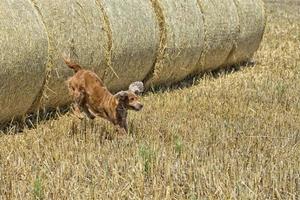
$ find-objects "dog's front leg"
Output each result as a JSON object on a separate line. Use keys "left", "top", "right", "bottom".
{"left": 72, "top": 90, "right": 85, "bottom": 119}
{"left": 123, "top": 120, "right": 128, "bottom": 133}
{"left": 118, "top": 119, "right": 128, "bottom": 134}
{"left": 116, "top": 126, "right": 127, "bottom": 135}
{"left": 73, "top": 103, "right": 84, "bottom": 119}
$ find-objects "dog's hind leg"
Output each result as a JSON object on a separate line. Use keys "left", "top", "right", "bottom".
{"left": 74, "top": 89, "right": 96, "bottom": 120}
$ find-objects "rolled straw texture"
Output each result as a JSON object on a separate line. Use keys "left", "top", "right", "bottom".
{"left": 0, "top": 0, "right": 266, "bottom": 123}
{"left": 99, "top": 0, "right": 160, "bottom": 92}
{"left": 145, "top": 0, "right": 205, "bottom": 87}
{"left": 0, "top": 0, "right": 48, "bottom": 122}
{"left": 197, "top": 0, "right": 239, "bottom": 71}
{"left": 31, "top": 0, "right": 108, "bottom": 109}
{"left": 225, "top": 0, "right": 266, "bottom": 65}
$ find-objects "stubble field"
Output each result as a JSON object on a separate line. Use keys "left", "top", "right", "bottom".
{"left": 0, "top": 1, "right": 299, "bottom": 199}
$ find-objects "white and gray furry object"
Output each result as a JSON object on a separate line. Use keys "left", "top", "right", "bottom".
{"left": 128, "top": 81, "right": 144, "bottom": 95}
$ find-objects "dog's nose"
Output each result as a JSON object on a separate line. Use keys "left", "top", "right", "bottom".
{"left": 136, "top": 104, "right": 143, "bottom": 111}
{"left": 133, "top": 103, "right": 143, "bottom": 111}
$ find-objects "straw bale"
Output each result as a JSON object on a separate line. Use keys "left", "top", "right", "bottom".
{"left": 31, "top": 0, "right": 108, "bottom": 109}
{"left": 196, "top": 0, "right": 239, "bottom": 71}
{"left": 145, "top": 0, "right": 205, "bottom": 87}
{"left": 0, "top": 0, "right": 267, "bottom": 123}
{"left": 0, "top": 0, "right": 48, "bottom": 122}
{"left": 99, "top": 0, "right": 160, "bottom": 92}
{"left": 226, "top": 0, "right": 266, "bottom": 65}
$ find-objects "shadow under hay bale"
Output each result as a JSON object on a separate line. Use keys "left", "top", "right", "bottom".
{"left": 0, "top": 105, "right": 70, "bottom": 135}
{"left": 146, "top": 60, "right": 256, "bottom": 94}
{"left": 0, "top": 0, "right": 48, "bottom": 123}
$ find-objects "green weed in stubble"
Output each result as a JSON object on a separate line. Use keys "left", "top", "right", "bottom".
{"left": 138, "top": 145, "right": 155, "bottom": 174}
{"left": 174, "top": 135, "right": 183, "bottom": 155}
{"left": 33, "top": 176, "right": 43, "bottom": 200}
{"left": 275, "top": 82, "right": 286, "bottom": 98}
{"left": 189, "top": 194, "right": 198, "bottom": 200}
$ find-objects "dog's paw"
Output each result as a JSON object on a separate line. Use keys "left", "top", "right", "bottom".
{"left": 72, "top": 111, "right": 85, "bottom": 120}
{"left": 116, "top": 127, "right": 127, "bottom": 136}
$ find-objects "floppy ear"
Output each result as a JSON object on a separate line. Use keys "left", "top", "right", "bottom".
{"left": 114, "top": 91, "right": 128, "bottom": 101}
{"left": 128, "top": 81, "right": 144, "bottom": 95}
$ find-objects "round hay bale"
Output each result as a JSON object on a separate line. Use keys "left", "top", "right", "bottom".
{"left": 145, "top": 0, "right": 205, "bottom": 87}
{"left": 98, "top": 0, "right": 160, "bottom": 92}
{"left": 0, "top": 0, "right": 267, "bottom": 124}
{"left": 31, "top": 0, "right": 108, "bottom": 109}
{"left": 196, "top": 0, "right": 239, "bottom": 71}
{"left": 225, "top": 0, "right": 266, "bottom": 65}
{"left": 0, "top": 0, "right": 48, "bottom": 122}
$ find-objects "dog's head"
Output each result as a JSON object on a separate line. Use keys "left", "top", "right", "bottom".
{"left": 115, "top": 81, "right": 144, "bottom": 111}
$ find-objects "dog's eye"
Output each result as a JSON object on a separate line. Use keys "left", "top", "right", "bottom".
{"left": 129, "top": 97, "right": 134, "bottom": 101}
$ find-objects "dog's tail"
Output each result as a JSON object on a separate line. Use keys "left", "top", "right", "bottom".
{"left": 62, "top": 53, "right": 82, "bottom": 73}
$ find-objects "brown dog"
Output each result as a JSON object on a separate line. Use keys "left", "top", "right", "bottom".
{"left": 63, "top": 55, "right": 144, "bottom": 134}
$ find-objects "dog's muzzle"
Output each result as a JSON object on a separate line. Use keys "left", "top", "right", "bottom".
{"left": 132, "top": 103, "right": 143, "bottom": 111}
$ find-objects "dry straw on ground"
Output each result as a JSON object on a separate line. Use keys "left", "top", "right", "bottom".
{"left": 197, "top": 0, "right": 239, "bottom": 71}
{"left": 0, "top": 1, "right": 299, "bottom": 199}
{"left": 0, "top": 0, "right": 48, "bottom": 122}
{"left": 145, "top": 0, "right": 205, "bottom": 87}
{"left": 30, "top": 0, "right": 108, "bottom": 109}
{"left": 99, "top": 0, "right": 160, "bottom": 92}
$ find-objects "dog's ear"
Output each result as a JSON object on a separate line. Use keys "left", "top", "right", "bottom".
{"left": 128, "top": 81, "right": 144, "bottom": 95}
{"left": 114, "top": 91, "right": 128, "bottom": 101}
